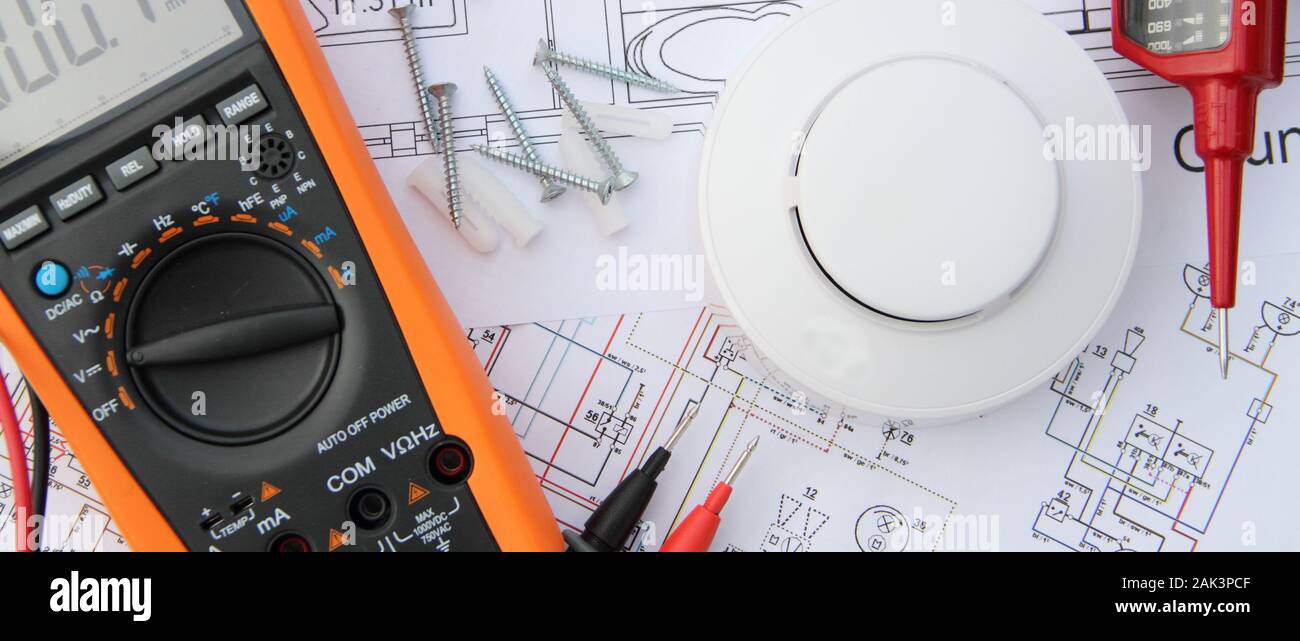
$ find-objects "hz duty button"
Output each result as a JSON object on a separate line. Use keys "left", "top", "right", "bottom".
{"left": 49, "top": 176, "right": 104, "bottom": 221}
{"left": 106, "top": 147, "right": 160, "bottom": 191}
{"left": 1, "top": 206, "right": 50, "bottom": 250}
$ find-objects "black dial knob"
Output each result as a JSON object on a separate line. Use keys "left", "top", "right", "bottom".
{"left": 124, "top": 233, "right": 341, "bottom": 445}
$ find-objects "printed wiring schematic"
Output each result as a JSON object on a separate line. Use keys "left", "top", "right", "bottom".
{"left": 468, "top": 254, "right": 1300, "bottom": 551}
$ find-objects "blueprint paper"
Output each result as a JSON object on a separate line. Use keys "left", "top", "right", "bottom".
{"left": 471, "top": 253, "right": 1300, "bottom": 551}
{"left": 311, "top": 0, "right": 769, "bottom": 327}
{"left": 308, "top": 0, "right": 1299, "bottom": 327}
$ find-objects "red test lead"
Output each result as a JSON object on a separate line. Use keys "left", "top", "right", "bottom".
{"left": 1113, "top": 0, "right": 1288, "bottom": 378}
{"left": 660, "top": 435, "right": 758, "bottom": 553}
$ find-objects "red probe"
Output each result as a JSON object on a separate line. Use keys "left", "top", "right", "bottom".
{"left": 1, "top": 365, "right": 32, "bottom": 552}
{"left": 1113, "top": 0, "right": 1288, "bottom": 378}
{"left": 660, "top": 436, "right": 758, "bottom": 553}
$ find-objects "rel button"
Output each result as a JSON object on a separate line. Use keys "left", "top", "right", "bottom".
{"left": 106, "top": 147, "right": 160, "bottom": 191}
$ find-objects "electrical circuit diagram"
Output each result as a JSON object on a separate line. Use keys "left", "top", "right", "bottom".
{"left": 467, "top": 308, "right": 960, "bottom": 552}
{"left": 464, "top": 253, "right": 1300, "bottom": 552}
{"left": 1030, "top": 263, "right": 1296, "bottom": 551}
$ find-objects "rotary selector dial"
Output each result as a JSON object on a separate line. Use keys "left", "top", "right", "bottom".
{"left": 124, "top": 233, "right": 341, "bottom": 444}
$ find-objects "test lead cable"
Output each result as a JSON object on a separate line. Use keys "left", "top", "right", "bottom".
{"left": 0, "top": 363, "right": 33, "bottom": 552}
{"left": 30, "top": 390, "right": 50, "bottom": 551}
{"left": 660, "top": 436, "right": 758, "bottom": 553}
{"left": 563, "top": 404, "right": 698, "bottom": 552}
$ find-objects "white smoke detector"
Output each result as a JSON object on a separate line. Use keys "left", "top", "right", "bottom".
{"left": 699, "top": 0, "right": 1141, "bottom": 421}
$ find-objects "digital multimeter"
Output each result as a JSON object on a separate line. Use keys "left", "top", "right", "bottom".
{"left": 0, "top": 0, "right": 561, "bottom": 551}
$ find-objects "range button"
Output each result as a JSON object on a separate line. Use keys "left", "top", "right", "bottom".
{"left": 216, "top": 84, "right": 269, "bottom": 126}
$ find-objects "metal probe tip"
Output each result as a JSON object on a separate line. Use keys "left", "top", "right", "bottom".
{"left": 1218, "top": 307, "right": 1230, "bottom": 379}
{"left": 724, "top": 436, "right": 759, "bottom": 486}
{"left": 664, "top": 405, "right": 698, "bottom": 452}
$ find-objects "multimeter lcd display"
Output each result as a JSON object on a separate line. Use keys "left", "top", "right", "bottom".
{"left": 0, "top": 0, "right": 243, "bottom": 171}
{"left": 1122, "top": 0, "right": 1233, "bottom": 54}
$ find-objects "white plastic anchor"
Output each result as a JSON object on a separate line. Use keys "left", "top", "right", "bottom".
{"left": 562, "top": 101, "right": 673, "bottom": 140}
{"left": 407, "top": 157, "right": 499, "bottom": 253}
{"left": 559, "top": 129, "right": 631, "bottom": 237}
{"left": 456, "top": 154, "right": 544, "bottom": 248}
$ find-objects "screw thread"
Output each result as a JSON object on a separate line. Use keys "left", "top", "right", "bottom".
{"left": 390, "top": 9, "right": 441, "bottom": 151}
{"left": 472, "top": 145, "right": 607, "bottom": 196}
{"left": 541, "top": 65, "right": 627, "bottom": 176}
{"left": 433, "top": 92, "right": 463, "bottom": 228}
{"left": 484, "top": 67, "right": 563, "bottom": 199}
{"left": 548, "top": 48, "right": 679, "bottom": 93}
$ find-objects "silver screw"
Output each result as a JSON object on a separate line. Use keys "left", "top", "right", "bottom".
{"left": 428, "top": 83, "right": 463, "bottom": 228}
{"left": 535, "top": 38, "right": 680, "bottom": 94}
{"left": 483, "top": 66, "right": 566, "bottom": 202}
{"left": 389, "top": 5, "right": 442, "bottom": 152}
{"left": 471, "top": 145, "right": 614, "bottom": 205}
{"left": 537, "top": 63, "right": 638, "bottom": 191}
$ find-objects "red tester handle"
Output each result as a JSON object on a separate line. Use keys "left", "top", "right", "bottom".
{"left": 660, "top": 483, "right": 733, "bottom": 552}
{"left": 1195, "top": 80, "right": 1259, "bottom": 309}
{"left": 1113, "top": 0, "right": 1288, "bottom": 310}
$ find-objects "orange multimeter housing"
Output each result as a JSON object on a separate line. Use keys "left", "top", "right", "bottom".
{"left": 0, "top": 0, "right": 560, "bottom": 552}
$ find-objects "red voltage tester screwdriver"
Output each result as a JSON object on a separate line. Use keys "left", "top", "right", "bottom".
{"left": 1113, "top": 0, "right": 1288, "bottom": 378}
{"left": 660, "top": 436, "right": 758, "bottom": 552}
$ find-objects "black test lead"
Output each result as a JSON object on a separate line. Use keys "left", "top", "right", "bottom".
{"left": 563, "top": 404, "right": 698, "bottom": 552}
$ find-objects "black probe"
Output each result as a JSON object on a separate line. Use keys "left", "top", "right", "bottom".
{"left": 30, "top": 389, "right": 50, "bottom": 551}
{"left": 563, "top": 405, "right": 698, "bottom": 552}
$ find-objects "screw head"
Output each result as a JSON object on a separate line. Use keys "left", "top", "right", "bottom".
{"left": 597, "top": 179, "right": 615, "bottom": 206}
{"left": 388, "top": 4, "right": 413, "bottom": 20}
{"left": 611, "top": 170, "right": 639, "bottom": 191}
{"left": 428, "top": 83, "right": 458, "bottom": 99}
{"left": 541, "top": 181, "right": 568, "bottom": 202}
{"left": 533, "top": 38, "right": 554, "bottom": 67}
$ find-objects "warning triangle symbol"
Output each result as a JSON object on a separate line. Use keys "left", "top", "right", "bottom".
{"left": 260, "top": 481, "right": 281, "bottom": 502}
{"left": 408, "top": 481, "right": 430, "bottom": 505}
{"left": 329, "top": 528, "right": 347, "bottom": 552}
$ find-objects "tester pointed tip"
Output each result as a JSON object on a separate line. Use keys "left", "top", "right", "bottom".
{"left": 724, "top": 435, "right": 759, "bottom": 486}
{"left": 1217, "top": 307, "right": 1230, "bottom": 379}
{"left": 665, "top": 405, "right": 698, "bottom": 452}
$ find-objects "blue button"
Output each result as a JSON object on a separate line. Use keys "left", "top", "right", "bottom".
{"left": 34, "top": 261, "right": 70, "bottom": 298}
